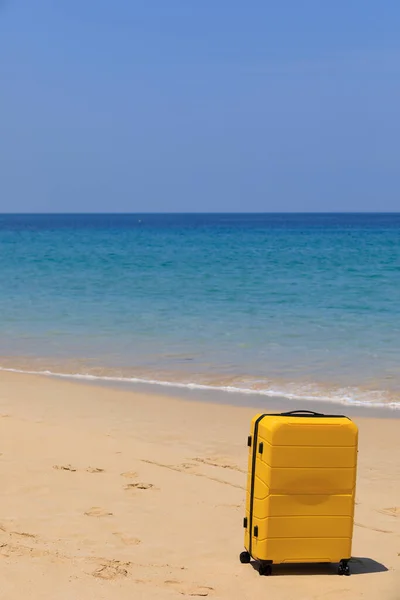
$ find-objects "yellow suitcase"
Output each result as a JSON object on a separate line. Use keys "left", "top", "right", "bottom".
{"left": 240, "top": 410, "right": 358, "bottom": 576}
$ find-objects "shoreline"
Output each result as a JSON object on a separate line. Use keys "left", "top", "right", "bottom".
{"left": 93, "top": 378, "right": 400, "bottom": 419}
{"left": 1, "top": 361, "right": 400, "bottom": 417}
{"left": 0, "top": 370, "right": 399, "bottom": 599}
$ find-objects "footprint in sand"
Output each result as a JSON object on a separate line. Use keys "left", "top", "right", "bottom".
{"left": 180, "top": 463, "right": 197, "bottom": 472}
{"left": 125, "top": 482, "right": 154, "bottom": 491}
{"left": 378, "top": 507, "right": 400, "bottom": 517}
{"left": 84, "top": 507, "right": 113, "bottom": 517}
{"left": 164, "top": 580, "right": 214, "bottom": 597}
{"left": 112, "top": 532, "right": 141, "bottom": 546}
{"left": 92, "top": 560, "right": 129, "bottom": 580}
{"left": 53, "top": 464, "right": 76, "bottom": 472}
{"left": 120, "top": 471, "right": 138, "bottom": 479}
{"left": 86, "top": 467, "right": 104, "bottom": 473}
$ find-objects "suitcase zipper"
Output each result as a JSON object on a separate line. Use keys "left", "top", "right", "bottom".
{"left": 248, "top": 413, "right": 267, "bottom": 558}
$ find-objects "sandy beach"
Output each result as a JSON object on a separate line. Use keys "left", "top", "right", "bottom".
{"left": 0, "top": 370, "right": 399, "bottom": 599}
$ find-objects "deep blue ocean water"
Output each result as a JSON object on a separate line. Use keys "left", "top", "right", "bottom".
{"left": 1, "top": 213, "right": 399, "bottom": 409}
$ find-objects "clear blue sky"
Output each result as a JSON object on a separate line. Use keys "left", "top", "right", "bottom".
{"left": 1, "top": 1, "right": 400, "bottom": 212}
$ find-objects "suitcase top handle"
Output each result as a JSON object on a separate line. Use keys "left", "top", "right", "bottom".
{"left": 280, "top": 410, "right": 324, "bottom": 416}
{"left": 278, "top": 410, "right": 348, "bottom": 418}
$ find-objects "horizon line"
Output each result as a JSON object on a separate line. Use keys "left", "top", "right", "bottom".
{"left": 1, "top": 211, "right": 400, "bottom": 216}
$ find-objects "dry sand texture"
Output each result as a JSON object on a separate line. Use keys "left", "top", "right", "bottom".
{"left": 0, "top": 371, "right": 399, "bottom": 599}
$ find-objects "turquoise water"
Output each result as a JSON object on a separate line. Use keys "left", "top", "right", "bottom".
{"left": 1, "top": 213, "right": 400, "bottom": 409}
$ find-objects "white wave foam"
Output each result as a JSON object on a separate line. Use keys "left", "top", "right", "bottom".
{"left": 1, "top": 365, "right": 399, "bottom": 410}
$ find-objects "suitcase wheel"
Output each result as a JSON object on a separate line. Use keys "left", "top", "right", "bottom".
{"left": 258, "top": 563, "right": 272, "bottom": 576}
{"left": 338, "top": 560, "right": 350, "bottom": 576}
{"left": 239, "top": 551, "right": 251, "bottom": 564}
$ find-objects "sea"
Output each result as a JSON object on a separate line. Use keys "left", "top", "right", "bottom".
{"left": 1, "top": 213, "right": 399, "bottom": 411}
